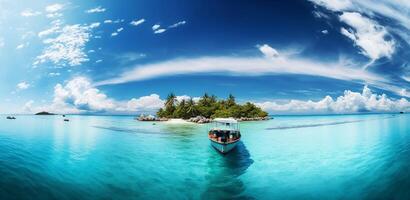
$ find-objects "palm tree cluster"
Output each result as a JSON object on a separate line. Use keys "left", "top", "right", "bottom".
{"left": 157, "top": 93, "right": 268, "bottom": 119}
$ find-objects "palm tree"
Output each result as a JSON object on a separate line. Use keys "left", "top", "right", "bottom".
{"left": 227, "top": 94, "right": 236, "bottom": 107}
{"left": 164, "top": 93, "right": 176, "bottom": 116}
{"left": 186, "top": 98, "right": 197, "bottom": 117}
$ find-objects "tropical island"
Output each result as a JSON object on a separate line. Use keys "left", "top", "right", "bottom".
{"left": 138, "top": 93, "right": 270, "bottom": 123}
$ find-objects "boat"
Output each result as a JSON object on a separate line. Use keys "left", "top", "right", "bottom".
{"left": 6, "top": 116, "right": 16, "bottom": 120}
{"left": 64, "top": 119, "right": 69, "bottom": 122}
{"left": 208, "top": 118, "right": 241, "bottom": 154}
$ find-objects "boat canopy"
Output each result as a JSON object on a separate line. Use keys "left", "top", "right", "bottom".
{"left": 213, "top": 118, "right": 238, "bottom": 124}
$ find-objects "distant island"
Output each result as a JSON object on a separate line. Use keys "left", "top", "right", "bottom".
{"left": 139, "top": 93, "right": 270, "bottom": 123}
{"left": 35, "top": 111, "right": 55, "bottom": 115}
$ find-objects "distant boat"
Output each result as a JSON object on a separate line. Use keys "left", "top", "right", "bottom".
{"left": 208, "top": 118, "right": 241, "bottom": 154}
{"left": 6, "top": 116, "right": 16, "bottom": 120}
{"left": 400, "top": 111, "right": 404, "bottom": 114}
{"left": 64, "top": 119, "right": 69, "bottom": 122}
{"left": 62, "top": 115, "right": 66, "bottom": 117}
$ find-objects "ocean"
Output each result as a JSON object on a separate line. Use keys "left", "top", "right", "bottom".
{"left": 0, "top": 114, "right": 409, "bottom": 199}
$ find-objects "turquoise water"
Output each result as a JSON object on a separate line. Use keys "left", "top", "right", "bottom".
{"left": 0, "top": 114, "right": 409, "bottom": 199}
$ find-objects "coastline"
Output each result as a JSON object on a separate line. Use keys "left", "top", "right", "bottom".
{"left": 136, "top": 114, "right": 272, "bottom": 124}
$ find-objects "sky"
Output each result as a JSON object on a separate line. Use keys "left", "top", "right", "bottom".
{"left": 0, "top": 0, "right": 409, "bottom": 114}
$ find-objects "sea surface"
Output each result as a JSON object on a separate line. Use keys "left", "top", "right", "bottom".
{"left": 0, "top": 114, "right": 409, "bottom": 200}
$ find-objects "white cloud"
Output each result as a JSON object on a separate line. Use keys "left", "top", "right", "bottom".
{"left": 168, "top": 20, "right": 186, "bottom": 28}
{"left": 258, "top": 44, "right": 279, "bottom": 58}
{"left": 0, "top": 38, "right": 4, "bottom": 47}
{"left": 45, "top": 3, "right": 64, "bottom": 13}
{"left": 111, "top": 27, "right": 124, "bottom": 37}
{"left": 309, "top": 0, "right": 352, "bottom": 11}
{"left": 21, "top": 9, "right": 41, "bottom": 17}
{"left": 123, "top": 94, "right": 164, "bottom": 112}
{"left": 86, "top": 6, "right": 106, "bottom": 13}
{"left": 130, "top": 19, "right": 145, "bottom": 26}
{"left": 39, "top": 77, "right": 163, "bottom": 114}
{"left": 152, "top": 24, "right": 160, "bottom": 30}
{"left": 23, "top": 100, "right": 35, "bottom": 113}
{"left": 28, "top": 77, "right": 410, "bottom": 115}
{"left": 256, "top": 85, "right": 410, "bottom": 113}
{"left": 154, "top": 29, "right": 166, "bottom": 34}
{"left": 95, "top": 54, "right": 383, "bottom": 87}
{"left": 45, "top": 3, "right": 64, "bottom": 18}
{"left": 38, "top": 26, "right": 60, "bottom": 37}
{"left": 89, "top": 22, "right": 100, "bottom": 29}
{"left": 321, "top": 30, "right": 329, "bottom": 34}
{"left": 17, "top": 82, "right": 30, "bottom": 90}
{"left": 16, "top": 43, "right": 25, "bottom": 49}
{"left": 35, "top": 23, "right": 98, "bottom": 66}
{"left": 339, "top": 12, "right": 395, "bottom": 64}
{"left": 104, "top": 20, "right": 113, "bottom": 24}
{"left": 49, "top": 72, "right": 60, "bottom": 77}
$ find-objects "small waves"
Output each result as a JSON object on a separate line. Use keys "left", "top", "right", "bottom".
{"left": 266, "top": 116, "right": 396, "bottom": 130}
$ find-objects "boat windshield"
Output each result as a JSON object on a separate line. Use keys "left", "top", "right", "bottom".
{"left": 210, "top": 121, "right": 239, "bottom": 131}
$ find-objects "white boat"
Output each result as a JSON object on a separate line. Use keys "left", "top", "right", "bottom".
{"left": 208, "top": 118, "right": 241, "bottom": 154}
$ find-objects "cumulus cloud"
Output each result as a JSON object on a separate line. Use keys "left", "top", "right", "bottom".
{"left": 17, "top": 82, "right": 30, "bottom": 90}
{"left": 86, "top": 6, "right": 106, "bottom": 13}
{"left": 0, "top": 38, "right": 4, "bottom": 47}
{"left": 122, "top": 94, "right": 164, "bottom": 112}
{"left": 21, "top": 9, "right": 41, "bottom": 17}
{"left": 38, "top": 77, "right": 163, "bottom": 114}
{"left": 35, "top": 23, "right": 99, "bottom": 66}
{"left": 258, "top": 44, "right": 279, "bottom": 58}
{"left": 130, "top": 19, "right": 145, "bottom": 26}
{"left": 339, "top": 12, "right": 395, "bottom": 64}
{"left": 256, "top": 85, "right": 410, "bottom": 113}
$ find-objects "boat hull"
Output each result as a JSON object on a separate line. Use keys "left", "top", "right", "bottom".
{"left": 210, "top": 139, "right": 239, "bottom": 154}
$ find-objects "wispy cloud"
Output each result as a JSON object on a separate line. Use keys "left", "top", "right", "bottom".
{"left": 95, "top": 55, "right": 383, "bottom": 87}
{"left": 111, "top": 27, "right": 124, "bottom": 37}
{"left": 130, "top": 19, "right": 145, "bottom": 26}
{"left": 168, "top": 20, "right": 186, "bottom": 28}
{"left": 21, "top": 9, "right": 41, "bottom": 17}
{"left": 339, "top": 12, "right": 395, "bottom": 66}
{"left": 86, "top": 6, "right": 106, "bottom": 14}
{"left": 154, "top": 29, "right": 166, "bottom": 34}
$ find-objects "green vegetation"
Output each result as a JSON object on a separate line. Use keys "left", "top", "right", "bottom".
{"left": 157, "top": 93, "right": 268, "bottom": 119}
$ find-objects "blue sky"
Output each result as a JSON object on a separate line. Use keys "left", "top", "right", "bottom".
{"left": 0, "top": 0, "right": 409, "bottom": 114}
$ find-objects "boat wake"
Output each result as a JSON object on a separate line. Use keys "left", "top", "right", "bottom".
{"left": 266, "top": 116, "right": 396, "bottom": 130}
